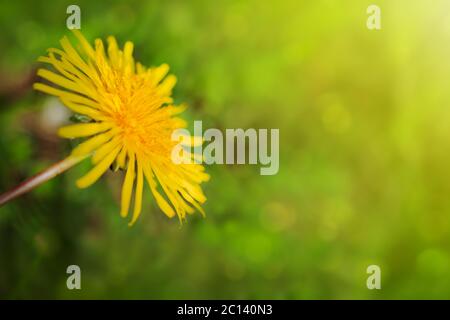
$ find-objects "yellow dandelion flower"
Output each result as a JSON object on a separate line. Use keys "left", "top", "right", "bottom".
{"left": 30, "top": 30, "right": 209, "bottom": 225}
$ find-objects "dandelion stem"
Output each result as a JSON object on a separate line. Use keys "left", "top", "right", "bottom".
{"left": 0, "top": 154, "right": 87, "bottom": 207}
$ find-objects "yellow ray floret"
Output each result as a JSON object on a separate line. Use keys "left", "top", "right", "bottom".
{"left": 33, "top": 30, "right": 209, "bottom": 225}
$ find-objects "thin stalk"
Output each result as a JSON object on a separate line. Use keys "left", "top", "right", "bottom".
{"left": 0, "top": 154, "right": 87, "bottom": 207}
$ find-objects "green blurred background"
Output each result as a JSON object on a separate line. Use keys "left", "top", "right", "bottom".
{"left": 1, "top": 0, "right": 450, "bottom": 299}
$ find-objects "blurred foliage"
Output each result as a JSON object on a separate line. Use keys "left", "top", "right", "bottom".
{"left": 1, "top": 0, "right": 450, "bottom": 299}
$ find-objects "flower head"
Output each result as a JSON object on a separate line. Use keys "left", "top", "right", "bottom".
{"left": 33, "top": 30, "right": 209, "bottom": 225}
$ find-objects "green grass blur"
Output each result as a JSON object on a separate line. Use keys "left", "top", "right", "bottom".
{"left": 1, "top": 0, "right": 450, "bottom": 299}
